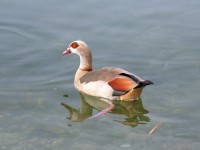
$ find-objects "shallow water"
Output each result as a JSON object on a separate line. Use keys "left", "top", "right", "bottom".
{"left": 1, "top": 0, "right": 200, "bottom": 149}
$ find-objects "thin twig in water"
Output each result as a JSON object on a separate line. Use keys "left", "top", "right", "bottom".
{"left": 149, "top": 123, "right": 161, "bottom": 135}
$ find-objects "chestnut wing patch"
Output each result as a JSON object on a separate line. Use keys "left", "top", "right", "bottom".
{"left": 108, "top": 76, "right": 138, "bottom": 91}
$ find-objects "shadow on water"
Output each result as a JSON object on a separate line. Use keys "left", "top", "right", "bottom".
{"left": 61, "top": 92, "right": 150, "bottom": 127}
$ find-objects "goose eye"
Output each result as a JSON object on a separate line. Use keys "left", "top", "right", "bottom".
{"left": 71, "top": 42, "right": 79, "bottom": 49}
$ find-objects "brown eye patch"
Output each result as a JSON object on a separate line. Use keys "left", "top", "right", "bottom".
{"left": 70, "top": 42, "right": 79, "bottom": 49}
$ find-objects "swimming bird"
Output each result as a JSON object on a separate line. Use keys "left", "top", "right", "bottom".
{"left": 63, "top": 40, "right": 153, "bottom": 101}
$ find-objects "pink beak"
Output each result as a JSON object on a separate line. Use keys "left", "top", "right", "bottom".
{"left": 62, "top": 48, "right": 71, "bottom": 55}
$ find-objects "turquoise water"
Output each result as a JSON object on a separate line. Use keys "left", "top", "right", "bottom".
{"left": 1, "top": 0, "right": 200, "bottom": 149}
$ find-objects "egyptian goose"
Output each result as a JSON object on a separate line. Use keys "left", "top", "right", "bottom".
{"left": 63, "top": 40, "right": 153, "bottom": 101}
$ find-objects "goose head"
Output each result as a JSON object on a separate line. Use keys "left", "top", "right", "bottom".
{"left": 63, "top": 40, "right": 92, "bottom": 71}
{"left": 63, "top": 40, "right": 90, "bottom": 56}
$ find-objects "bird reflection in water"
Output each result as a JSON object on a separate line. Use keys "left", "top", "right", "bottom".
{"left": 61, "top": 92, "right": 150, "bottom": 127}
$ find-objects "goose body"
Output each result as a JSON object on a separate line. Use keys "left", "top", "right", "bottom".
{"left": 63, "top": 40, "right": 153, "bottom": 101}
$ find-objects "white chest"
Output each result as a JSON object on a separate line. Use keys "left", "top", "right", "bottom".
{"left": 75, "top": 80, "right": 114, "bottom": 99}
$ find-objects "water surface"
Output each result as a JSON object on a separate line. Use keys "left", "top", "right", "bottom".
{"left": 1, "top": 0, "right": 200, "bottom": 149}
